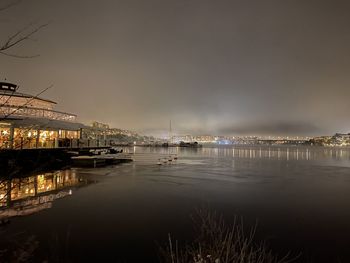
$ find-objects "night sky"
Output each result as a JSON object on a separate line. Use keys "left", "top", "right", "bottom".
{"left": 1, "top": 0, "right": 350, "bottom": 136}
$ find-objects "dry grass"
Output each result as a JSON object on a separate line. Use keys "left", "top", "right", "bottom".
{"left": 159, "top": 209, "right": 298, "bottom": 263}
{"left": 0, "top": 231, "right": 38, "bottom": 262}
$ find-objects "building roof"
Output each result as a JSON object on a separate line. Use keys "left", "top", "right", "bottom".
{"left": 0, "top": 82, "right": 57, "bottom": 105}
{"left": 1, "top": 117, "right": 89, "bottom": 131}
{"left": 0, "top": 82, "right": 17, "bottom": 91}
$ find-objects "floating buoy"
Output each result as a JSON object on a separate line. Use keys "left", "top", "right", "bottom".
{"left": 157, "top": 159, "right": 162, "bottom": 165}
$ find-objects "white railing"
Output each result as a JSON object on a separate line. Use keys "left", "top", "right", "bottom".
{"left": 0, "top": 105, "right": 76, "bottom": 122}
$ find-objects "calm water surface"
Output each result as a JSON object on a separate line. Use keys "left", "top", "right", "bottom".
{"left": 1, "top": 146, "right": 350, "bottom": 262}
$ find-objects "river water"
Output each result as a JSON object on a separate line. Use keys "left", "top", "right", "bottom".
{"left": 1, "top": 146, "right": 350, "bottom": 262}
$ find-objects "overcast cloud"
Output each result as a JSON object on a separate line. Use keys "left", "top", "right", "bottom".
{"left": 1, "top": 0, "right": 350, "bottom": 136}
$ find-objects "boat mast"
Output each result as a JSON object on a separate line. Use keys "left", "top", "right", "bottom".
{"left": 169, "top": 120, "right": 172, "bottom": 144}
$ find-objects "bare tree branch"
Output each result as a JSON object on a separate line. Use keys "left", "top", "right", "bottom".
{"left": 1, "top": 23, "right": 49, "bottom": 51}
{"left": 0, "top": 0, "right": 49, "bottom": 58}
{"left": 0, "top": 23, "right": 49, "bottom": 57}
{"left": 1, "top": 84, "right": 53, "bottom": 120}
{"left": 0, "top": 89, "right": 16, "bottom": 108}
{"left": 0, "top": 0, "right": 22, "bottom": 12}
{"left": 0, "top": 50, "right": 40, "bottom": 58}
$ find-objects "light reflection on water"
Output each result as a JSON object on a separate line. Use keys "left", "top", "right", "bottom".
{"left": 187, "top": 145, "right": 350, "bottom": 161}
{"left": 126, "top": 145, "right": 350, "bottom": 165}
{"left": 0, "top": 170, "right": 94, "bottom": 219}
{"left": 1, "top": 145, "right": 350, "bottom": 262}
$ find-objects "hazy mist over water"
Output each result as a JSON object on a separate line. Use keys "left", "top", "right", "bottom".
{"left": 2, "top": 0, "right": 350, "bottom": 135}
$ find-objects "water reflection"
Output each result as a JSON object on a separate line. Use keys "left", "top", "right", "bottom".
{"left": 121, "top": 146, "right": 350, "bottom": 163}
{"left": 197, "top": 146, "right": 350, "bottom": 161}
{"left": 0, "top": 170, "right": 93, "bottom": 220}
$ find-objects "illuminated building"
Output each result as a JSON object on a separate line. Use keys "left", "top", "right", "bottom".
{"left": 192, "top": 135, "right": 216, "bottom": 143}
{"left": 0, "top": 82, "right": 85, "bottom": 149}
{"left": 172, "top": 135, "right": 193, "bottom": 143}
{"left": 82, "top": 121, "right": 141, "bottom": 145}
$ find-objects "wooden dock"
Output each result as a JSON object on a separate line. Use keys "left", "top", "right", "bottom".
{"left": 71, "top": 153, "right": 133, "bottom": 168}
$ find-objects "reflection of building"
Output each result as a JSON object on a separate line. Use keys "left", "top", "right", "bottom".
{"left": 0, "top": 170, "right": 90, "bottom": 219}
{"left": 0, "top": 82, "right": 86, "bottom": 149}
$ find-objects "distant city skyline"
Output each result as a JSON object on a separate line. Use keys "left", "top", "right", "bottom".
{"left": 2, "top": 0, "right": 350, "bottom": 136}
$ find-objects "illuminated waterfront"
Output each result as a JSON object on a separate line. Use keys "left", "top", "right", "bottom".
{"left": 3, "top": 0, "right": 350, "bottom": 261}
